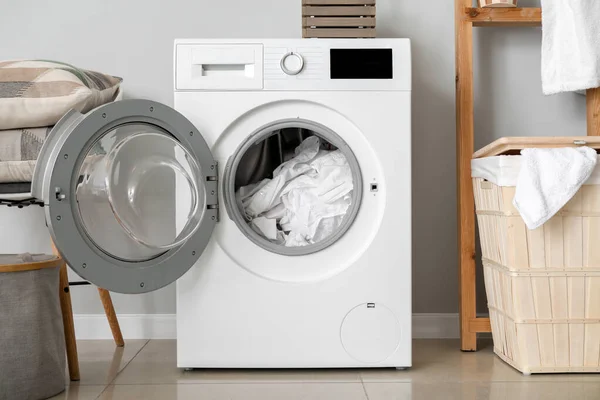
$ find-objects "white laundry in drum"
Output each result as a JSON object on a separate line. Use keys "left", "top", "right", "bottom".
{"left": 236, "top": 136, "right": 354, "bottom": 247}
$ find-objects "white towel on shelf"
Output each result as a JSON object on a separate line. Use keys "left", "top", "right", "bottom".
{"left": 541, "top": 0, "right": 600, "bottom": 95}
{"left": 513, "top": 147, "right": 597, "bottom": 230}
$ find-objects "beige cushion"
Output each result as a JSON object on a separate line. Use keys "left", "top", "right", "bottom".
{"left": 0, "top": 60, "right": 122, "bottom": 130}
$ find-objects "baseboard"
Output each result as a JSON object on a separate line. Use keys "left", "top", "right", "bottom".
{"left": 74, "top": 314, "right": 176, "bottom": 340}
{"left": 412, "top": 313, "right": 459, "bottom": 339}
{"left": 73, "top": 313, "right": 466, "bottom": 340}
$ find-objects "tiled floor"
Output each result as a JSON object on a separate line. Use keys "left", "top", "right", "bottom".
{"left": 50, "top": 339, "right": 600, "bottom": 399}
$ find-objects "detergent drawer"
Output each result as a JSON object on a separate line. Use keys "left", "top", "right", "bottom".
{"left": 175, "top": 44, "right": 264, "bottom": 90}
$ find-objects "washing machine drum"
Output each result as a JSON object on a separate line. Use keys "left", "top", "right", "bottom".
{"left": 32, "top": 100, "right": 218, "bottom": 294}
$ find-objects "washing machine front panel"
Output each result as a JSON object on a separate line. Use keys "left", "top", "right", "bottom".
{"left": 174, "top": 90, "right": 412, "bottom": 366}
{"left": 173, "top": 38, "right": 411, "bottom": 368}
{"left": 174, "top": 89, "right": 410, "bottom": 286}
{"left": 31, "top": 99, "right": 218, "bottom": 294}
{"left": 174, "top": 94, "right": 388, "bottom": 283}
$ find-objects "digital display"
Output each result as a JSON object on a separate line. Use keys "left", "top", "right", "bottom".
{"left": 330, "top": 49, "right": 393, "bottom": 79}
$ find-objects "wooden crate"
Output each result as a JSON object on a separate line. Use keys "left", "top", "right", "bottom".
{"left": 473, "top": 177, "right": 600, "bottom": 374}
{"left": 302, "top": 0, "right": 376, "bottom": 38}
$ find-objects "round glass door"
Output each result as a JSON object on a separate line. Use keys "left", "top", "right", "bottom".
{"left": 75, "top": 123, "right": 205, "bottom": 261}
{"left": 32, "top": 99, "right": 218, "bottom": 294}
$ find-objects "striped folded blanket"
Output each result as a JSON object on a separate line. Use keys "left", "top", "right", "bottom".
{"left": 0, "top": 127, "right": 50, "bottom": 183}
{"left": 0, "top": 61, "right": 122, "bottom": 184}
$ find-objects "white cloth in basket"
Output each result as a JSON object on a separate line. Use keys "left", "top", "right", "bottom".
{"left": 513, "top": 147, "right": 597, "bottom": 230}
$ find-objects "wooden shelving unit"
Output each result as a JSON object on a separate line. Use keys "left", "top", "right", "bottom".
{"left": 455, "top": 2, "right": 600, "bottom": 351}
{"left": 465, "top": 7, "right": 541, "bottom": 26}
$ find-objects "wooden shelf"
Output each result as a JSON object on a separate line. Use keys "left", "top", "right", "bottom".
{"left": 465, "top": 7, "right": 541, "bottom": 27}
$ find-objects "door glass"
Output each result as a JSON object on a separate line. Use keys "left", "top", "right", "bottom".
{"left": 75, "top": 123, "right": 204, "bottom": 262}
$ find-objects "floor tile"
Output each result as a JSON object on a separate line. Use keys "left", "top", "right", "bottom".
{"left": 360, "top": 339, "right": 600, "bottom": 383}
{"left": 113, "top": 340, "right": 361, "bottom": 384}
{"left": 111, "top": 340, "right": 181, "bottom": 384}
{"left": 86, "top": 338, "right": 600, "bottom": 395}
{"left": 68, "top": 339, "right": 148, "bottom": 385}
{"left": 48, "top": 385, "right": 106, "bottom": 400}
{"left": 363, "top": 382, "right": 600, "bottom": 400}
{"left": 99, "top": 383, "right": 367, "bottom": 400}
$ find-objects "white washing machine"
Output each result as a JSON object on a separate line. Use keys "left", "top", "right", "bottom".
{"left": 32, "top": 38, "right": 411, "bottom": 369}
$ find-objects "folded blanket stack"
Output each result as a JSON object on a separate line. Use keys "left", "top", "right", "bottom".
{"left": 0, "top": 60, "right": 122, "bottom": 183}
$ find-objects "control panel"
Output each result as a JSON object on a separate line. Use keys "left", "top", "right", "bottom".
{"left": 175, "top": 39, "right": 410, "bottom": 91}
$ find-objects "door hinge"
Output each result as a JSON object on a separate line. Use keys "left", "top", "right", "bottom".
{"left": 206, "top": 161, "right": 219, "bottom": 222}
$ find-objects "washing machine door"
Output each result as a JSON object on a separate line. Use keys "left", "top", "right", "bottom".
{"left": 32, "top": 99, "right": 218, "bottom": 294}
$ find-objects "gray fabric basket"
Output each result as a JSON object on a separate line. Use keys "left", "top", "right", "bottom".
{"left": 0, "top": 266, "right": 66, "bottom": 400}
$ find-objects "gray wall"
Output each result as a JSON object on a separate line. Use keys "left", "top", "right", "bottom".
{"left": 0, "top": 0, "right": 586, "bottom": 315}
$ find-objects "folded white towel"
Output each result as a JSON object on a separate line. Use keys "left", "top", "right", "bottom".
{"left": 513, "top": 147, "right": 597, "bottom": 229}
{"left": 541, "top": 0, "right": 600, "bottom": 95}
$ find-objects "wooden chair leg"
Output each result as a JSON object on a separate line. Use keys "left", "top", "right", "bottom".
{"left": 52, "top": 242, "right": 80, "bottom": 381}
{"left": 98, "top": 288, "right": 124, "bottom": 347}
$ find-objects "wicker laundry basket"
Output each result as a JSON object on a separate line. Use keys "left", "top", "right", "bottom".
{"left": 472, "top": 137, "right": 600, "bottom": 374}
{"left": 0, "top": 254, "right": 66, "bottom": 399}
